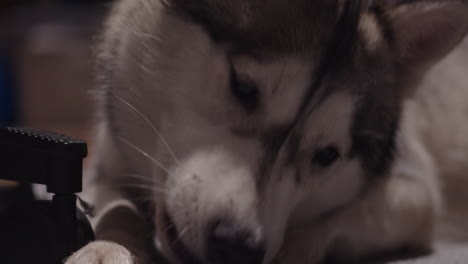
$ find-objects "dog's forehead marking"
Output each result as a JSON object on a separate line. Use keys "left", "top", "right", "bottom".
{"left": 169, "top": 0, "right": 341, "bottom": 56}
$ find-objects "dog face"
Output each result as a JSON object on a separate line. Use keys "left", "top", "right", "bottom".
{"left": 102, "top": 0, "right": 468, "bottom": 263}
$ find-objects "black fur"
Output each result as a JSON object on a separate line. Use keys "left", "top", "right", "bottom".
{"left": 167, "top": 0, "right": 338, "bottom": 58}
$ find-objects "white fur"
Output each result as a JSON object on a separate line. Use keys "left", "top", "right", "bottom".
{"left": 66, "top": 241, "right": 134, "bottom": 264}
{"left": 292, "top": 92, "right": 363, "bottom": 223}
{"left": 166, "top": 148, "right": 262, "bottom": 260}
{"left": 359, "top": 13, "right": 382, "bottom": 52}
{"left": 263, "top": 92, "right": 365, "bottom": 262}
{"left": 405, "top": 37, "right": 468, "bottom": 241}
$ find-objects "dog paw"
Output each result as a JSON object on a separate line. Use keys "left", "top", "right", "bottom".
{"left": 65, "top": 241, "right": 134, "bottom": 264}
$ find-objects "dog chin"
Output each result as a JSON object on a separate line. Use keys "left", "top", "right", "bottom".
{"left": 156, "top": 206, "right": 204, "bottom": 264}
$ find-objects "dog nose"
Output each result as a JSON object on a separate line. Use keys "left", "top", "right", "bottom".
{"left": 207, "top": 221, "right": 265, "bottom": 264}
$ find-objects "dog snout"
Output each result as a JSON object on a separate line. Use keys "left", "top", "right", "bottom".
{"left": 206, "top": 221, "right": 265, "bottom": 264}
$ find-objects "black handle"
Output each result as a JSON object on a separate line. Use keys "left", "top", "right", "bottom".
{"left": 0, "top": 126, "right": 92, "bottom": 263}
{"left": 0, "top": 127, "right": 87, "bottom": 193}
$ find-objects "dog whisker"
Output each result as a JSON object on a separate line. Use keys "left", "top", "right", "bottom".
{"left": 132, "top": 30, "right": 162, "bottom": 42}
{"left": 116, "top": 136, "right": 172, "bottom": 174}
{"left": 164, "top": 221, "right": 177, "bottom": 233}
{"left": 122, "top": 173, "right": 164, "bottom": 184}
{"left": 104, "top": 183, "right": 168, "bottom": 193}
{"left": 172, "top": 226, "right": 189, "bottom": 246}
{"left": 130, "top": 196, "right": 183, "bottom": 208}
{"left": 114, "top": 95, "right": 181, "bottom": 165}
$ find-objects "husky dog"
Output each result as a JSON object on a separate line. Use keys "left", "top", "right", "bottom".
{"left": 66, "top": 0, "right": 468, "bottom": 263}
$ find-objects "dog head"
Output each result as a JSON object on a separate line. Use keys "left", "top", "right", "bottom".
{"left": 105, "top": 0, "right": 468, "bottom": 263}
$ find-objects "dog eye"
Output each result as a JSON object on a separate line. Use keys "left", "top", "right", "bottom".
{"left": 312, "top": 145, "right": 340, "bottom": 167}
{"left": 230, "top": 68, "right": 259, "bottom": 111}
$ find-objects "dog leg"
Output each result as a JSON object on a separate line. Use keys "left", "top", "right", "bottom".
{"left": 65, "top": 241, "right": 134, "bottom": 264}
{"left": 65, "top": 199, "right": 154, "bottom": 264}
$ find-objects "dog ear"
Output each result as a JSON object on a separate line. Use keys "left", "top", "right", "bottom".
{"left": 387, "top": 0, "right": 468, "bottom": 93}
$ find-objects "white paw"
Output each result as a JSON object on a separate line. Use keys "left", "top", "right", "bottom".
{"left": 65, "top": 241, "right": 134, "bottom": 264}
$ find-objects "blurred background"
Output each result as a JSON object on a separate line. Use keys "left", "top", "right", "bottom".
{"left": 1, "top": 0, "right": 112, "bottom": 207}
{"left": 0, "top": 0, "right": 113, "bottom": 134}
